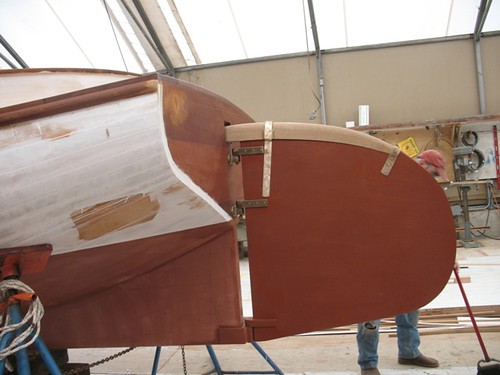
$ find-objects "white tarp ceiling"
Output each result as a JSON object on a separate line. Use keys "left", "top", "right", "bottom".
{"left": 1, "top": 0, "right": 499, "bottom": 74}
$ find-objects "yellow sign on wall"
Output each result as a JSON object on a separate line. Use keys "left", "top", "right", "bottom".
{"left": 397, "top": 136, "right": 420, "bottom": 157}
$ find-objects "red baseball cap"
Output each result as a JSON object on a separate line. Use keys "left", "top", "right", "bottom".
{"left": 417, "top": 149, "right": 449, "bottom": 181}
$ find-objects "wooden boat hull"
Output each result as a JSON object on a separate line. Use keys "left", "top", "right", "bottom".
{"left": 0, "top": 68, "right": 138, "bottom": 108}
{"left": 0, "top": 71, "right": 456, "bottom": 349}
{"left": 1, "top": 71, "right": 252, "bottom": 347}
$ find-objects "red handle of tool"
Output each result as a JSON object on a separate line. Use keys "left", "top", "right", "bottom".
{"left": 453, "top": 267, "right": 491, "bottom": 361}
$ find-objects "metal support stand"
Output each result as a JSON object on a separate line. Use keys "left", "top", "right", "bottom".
{"left": 151, "top": 346, "right": 162, "bottom": 375}
{"left": 0, "top": 244, "right": 62, "bottom": 375}
{"left": 150, "top": 343, "right": 284, "bottom": 375}
{"left": 206, "top": 342, "right": 284, "bottom": 375}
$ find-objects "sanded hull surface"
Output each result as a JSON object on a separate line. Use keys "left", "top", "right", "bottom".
{"left": 1, "top": 72, "right": 252, "bottom": 348}
{"left": 0, "top": 68, "right": 138, "bottom": 108}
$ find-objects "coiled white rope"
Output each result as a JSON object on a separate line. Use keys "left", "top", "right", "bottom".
{"left": 0, "top": 279, "right": 44, "bottom": 360}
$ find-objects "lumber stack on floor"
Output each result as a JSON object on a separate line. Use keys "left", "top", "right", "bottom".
{"left": 396, "top": 305, "right": 500, "bottom": 336}
{"left": 302, "top": 305, "right": 500, "bottom": 337}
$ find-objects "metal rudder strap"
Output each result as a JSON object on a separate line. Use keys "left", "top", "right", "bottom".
{"left": 262, "top": 121, "right": 273, "bottom": 197}
{"left": 381, "top": 146, "right": 401, "bottom": 176}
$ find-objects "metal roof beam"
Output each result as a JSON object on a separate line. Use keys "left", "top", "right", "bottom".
{"left": 474, "top": 0, "right": 493, "bottom": 41}
{"left": 473, "top": 0, "right": 492, "bottom": 114}
{"left": 103, "top": 0, "right": 148, "bottom": 73}
{"left": 117, "top": 0, "right": 168, "bottom": 72}
{"left": 0, "top": 34, "right": 28, "bottom": 68}
{"left": 0, "top": 50, "right": 17, "bottom": 69}
{"left": 117, "top": 0, "right": 177, "bottom": 74}
{"left": 130, "top": 0, "right": 176, "bottom": 75}
{"left": 307, "top": 0, "right": 326, "bottom": 125}
{"left": 167, "top": 0, "right": 201, "bottom": 65}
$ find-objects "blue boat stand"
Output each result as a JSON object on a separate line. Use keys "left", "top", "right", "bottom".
{"left": 151, "top": 342, "right": 284, "bottom": 375}
{"left": 0, "top": 245, "right": 62, "bottom": 375}
{"left": 0, "top": 301, "right": 62, "bottom": 375}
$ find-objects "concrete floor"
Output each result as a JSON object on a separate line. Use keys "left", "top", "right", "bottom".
{"left": 68, "top": 236, "right": 500, "bottom": 375}
{"left": 68, "top": 331, "right": 500, "bottom": 375}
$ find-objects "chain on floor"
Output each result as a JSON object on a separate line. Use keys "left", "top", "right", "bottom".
{"left": 181, "top": 345, "right": 187, "bottom": 375}
{"left": 63, "top": 347, "right": 136, "bottom": 375}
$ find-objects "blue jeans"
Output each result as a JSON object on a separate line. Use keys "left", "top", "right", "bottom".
{"left": 357, "top": 311, "right": 421, "bottom": 369}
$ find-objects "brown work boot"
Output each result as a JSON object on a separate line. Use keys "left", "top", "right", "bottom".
{"left": 398, "top": 354, "right": 439, "bottom": 368}
{"left": 361, "top": 368, "right": 381, "bottom": 375}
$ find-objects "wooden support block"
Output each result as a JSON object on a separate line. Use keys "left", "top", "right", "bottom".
{"left": 448, "top": 276, "right": 471, "bottom": 284}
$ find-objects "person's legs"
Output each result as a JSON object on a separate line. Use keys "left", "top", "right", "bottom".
{"left": 357, "top": 320, "right": 380, "bottom": 370}
{"left": 395, "top": 311, "right": 438, "bottom": 368}
{"left": 395, "top": 311, "right": 421, "bottom": 359}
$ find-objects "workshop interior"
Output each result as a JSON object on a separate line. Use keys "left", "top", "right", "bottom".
{"left": 1, "top": 1, "right": 500, "bottom": 375}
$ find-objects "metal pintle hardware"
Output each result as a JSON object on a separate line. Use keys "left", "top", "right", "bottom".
{"left": 227, "top": 146, "right": 265, "bottom": 165}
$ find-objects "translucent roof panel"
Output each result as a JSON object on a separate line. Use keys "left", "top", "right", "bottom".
{"left": 315, "top": 0, "right": 480, "bottom": 48}
{"left": 169, "top": 0, "right": 314, "bottom": 64}
{"left": 1, "top": 0, "right": 499, "bottom": 73}
{"left": 483, "top": 0, "right": 500, "bottom": 32}
{"left": 0, "top": 0, "right": 148, "bottom": 71}
{"left": 171, "top": 0, "right": 500, "bottom": 63}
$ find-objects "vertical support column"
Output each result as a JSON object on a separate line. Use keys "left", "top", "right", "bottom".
{"left": 474, "top": 40, "right": 486, "bottom": 114}
{"left": 307, "top": 0, "right": 327, "bottom": 124}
